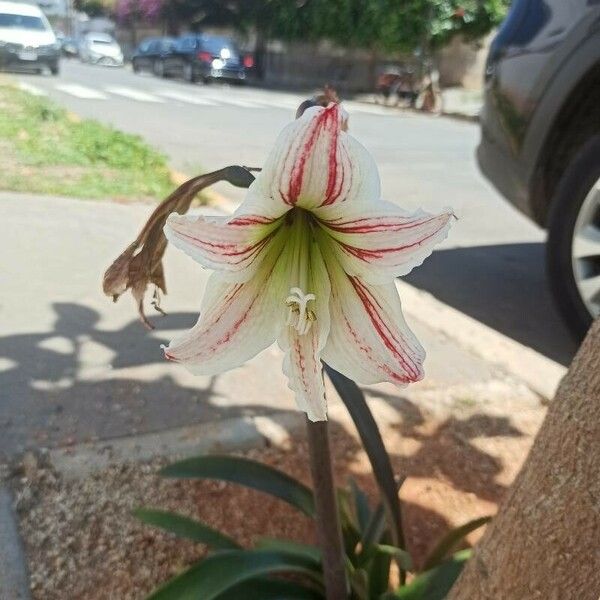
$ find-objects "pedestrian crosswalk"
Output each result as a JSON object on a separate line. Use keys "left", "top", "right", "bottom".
{"left": 17, "top": 80, "right": 398, "bottom": 116}
{"left": 55, "top": 83, "right": 108, "bottom": 100}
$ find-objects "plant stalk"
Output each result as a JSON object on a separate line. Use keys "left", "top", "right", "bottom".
{"left": 306, "top": 418, "right": 348, "bottom": 600}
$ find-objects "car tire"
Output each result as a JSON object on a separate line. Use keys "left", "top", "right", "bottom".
{"left": 546, "top": 134, "right": 600, "bottom": 341}
{"left": 50, "top": 63, "right": 59, "bottom": 75}
{"left": 183, "top": 62, "right": 195, "bottom": 83}
{"left": 153, "top": 59, "right": 164, "bottom": 77}
{"left": 132, "top": 59, "right": 141, "bottom": 73}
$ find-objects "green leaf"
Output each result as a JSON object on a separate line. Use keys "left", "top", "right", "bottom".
{"left": 360, "top": 502, "right": 387, "bottom": 549}
{"left": 256, "top": 538, "right": 321, "bottom": 563}
{"left": 324, "top": 366, "right": 405, "bottom": 552}
{"left": 161, "top": 455, "right": 315, "bottom": 517}
{"left": 214, "top": 577, "right": 323, "bottom": 600}
{"left": 367, "top": 550, "right": 392, "bottom": 598}
{"left": 349, "top": 567, "right": 369, "bottom": 600}
{"left": 133, "top": 508, "right": 240, "bottom": 550}
{"left": 349, "top": 478, "right": 372, "bottom": 534}
{"left": 147, "top": 549, "right": 323, "bottom": 600}
{"left": 383, "top": 550, "right": 471, "bottom": 600}
{"left": 423, "top": 516, "right": 491, "bottom": 570}
{"left": 337, "top": 487, "right": 362, "bottom": 560}
{"left": 374, "top": 544, "right": 413, "bottom": 571}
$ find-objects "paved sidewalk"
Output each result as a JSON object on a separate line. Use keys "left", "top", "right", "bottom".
{"left": 0, "top": 191, "right": 534, "bottom": 460}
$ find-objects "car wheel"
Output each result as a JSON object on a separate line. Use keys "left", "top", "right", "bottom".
{"left": 50, "top": 63, "right": 59, "bottom": 75}
{"left": 153, "top": 59, "right": 164, "bottom": 77}
{"left": 132, "top": 59, "right": 141, "bottom": 73}
{"left": 183, "top": 63, "right": 196, "bottom": 83}
{"left": 547, "top": 134, "right": 600, "bottom": 341}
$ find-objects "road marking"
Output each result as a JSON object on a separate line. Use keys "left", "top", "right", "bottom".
{"left": 105, "top": 86, "right": 164, "bottom": 102}
{"left": 154, "top": 89, "right": 217, "bottom": 105}
{"left": 55, "top": 83, "right": 108, "bottom": 100}
{"left": 18, "top": 82, "right": 47, "bottom": 96}
{"left": 203, "top": 96, "right": 267, "bottom": 108}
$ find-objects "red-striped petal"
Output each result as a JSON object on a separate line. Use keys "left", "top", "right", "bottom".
{"left": 164, "top": 212, "right": 280, "bottom": 281}
{"left": 318, "top": 202, "right": 453, "bottom": 284}
{"left": 322, "top": 261, "right": 425, "bottom": 386}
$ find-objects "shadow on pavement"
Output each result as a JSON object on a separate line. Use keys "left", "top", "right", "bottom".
{"left": 0, "top": 302, "right": 299, "bottom": 460}
{"left": 404, "top": 242, "right": 578, "bottom": 366}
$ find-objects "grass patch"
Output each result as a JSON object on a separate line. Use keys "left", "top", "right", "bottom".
{"left": 0, "top": 84, "right": 175, "bottom": 201}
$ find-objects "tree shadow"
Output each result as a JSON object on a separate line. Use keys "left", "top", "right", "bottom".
{"left": 0, "top": 302, "right": 298, "bottom": 460}
{"left": 404, "top": 242, "right": 578, "bottom": 365}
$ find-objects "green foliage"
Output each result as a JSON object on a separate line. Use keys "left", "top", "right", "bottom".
{"left": 383, "top": 550, "right": 472, "bottom": 600}
{"left": 0, "top": 85, "right": 173, "bottom": 200}
{"left": 150, "top": 0, "right": 510, "bottom": 53}
{"left": 134, "top": 365, "right": 489, "bottom": 599}
{"left": 137, "top": 454, "right": 488, "bottom": 598}
{"left": 161, "top": 454, "right": 316, "bottom": 517}
{"left": 278, "top": 0, "right": 511, "bottom": 52}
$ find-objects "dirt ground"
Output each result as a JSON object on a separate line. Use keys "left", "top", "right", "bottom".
{"left": 11, "top": 390, "right": 545, "bottom": 600}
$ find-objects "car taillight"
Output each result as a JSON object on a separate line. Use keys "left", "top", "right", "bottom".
{"left": 243, "top": 55, "right": 254, "bottom": 68}
{"left": 197, "top": 51, "right": 212, "bottom": 63}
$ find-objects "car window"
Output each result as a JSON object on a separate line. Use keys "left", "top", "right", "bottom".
{"left": 200, "top": 35, "right": 239, "bottom": 56}
{"left": 0, "top": 13, "right": 48, "bottom": 31}
{"left": 138, "top": 39, "right": 152, "bottom": 52}
{"left": 161, "top": 38, "right": 175, "bottom": 51}
{"left": 147, "top": 40, "right": 160, "bottom": 52}
{"left": 178, "top": 36, "right": 197, "bottom": 51}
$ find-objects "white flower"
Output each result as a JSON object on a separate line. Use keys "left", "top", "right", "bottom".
{"left": 163, "top": 103, "right": 453, "bottom": 421}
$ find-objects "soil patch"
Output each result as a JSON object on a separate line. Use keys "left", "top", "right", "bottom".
{"left": 13, "top": 399, "right": 544, "bottom": 600}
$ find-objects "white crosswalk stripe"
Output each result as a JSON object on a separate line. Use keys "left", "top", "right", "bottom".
{"left": 55, "top": 83, "right": 108, "bottom": 100}
{"left": 105, "top": 86, "right": 164, "bottom": 103}
{"left": 17, "top": 77, "right": 397, "bottom": 116}
{"left": 18, "top": 82, "right": 47, "bottom": 96}
{"left": 153, "top": 89, "right": 217, "bottom": 105}
{"left": 202, "top": 96, "right": 268, "bottom": 108}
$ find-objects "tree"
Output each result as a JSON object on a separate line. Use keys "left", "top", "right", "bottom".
{"left": 447, "top": 319, "right": 600, "bottom": 599}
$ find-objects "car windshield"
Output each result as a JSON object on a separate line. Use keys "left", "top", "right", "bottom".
{"left": 0, "top": 13, "right": 47, "bottom": 31}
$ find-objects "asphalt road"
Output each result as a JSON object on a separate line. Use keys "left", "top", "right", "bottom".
{"left": 14, "top": 61, "right": 577, "bottom": 365}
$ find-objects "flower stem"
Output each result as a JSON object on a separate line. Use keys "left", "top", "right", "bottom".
{"left": 306, "top": 417, "right": 348, "bottom": 600}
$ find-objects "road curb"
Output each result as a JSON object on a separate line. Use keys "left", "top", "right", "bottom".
{"left": 0, "top": 485, "right": 31, "bottom": 600}
{"left": 397, "top": 280, "right": 567, "bottom": 400}
{"left": 49, "top": 412, "right": 307, "bottom": 481}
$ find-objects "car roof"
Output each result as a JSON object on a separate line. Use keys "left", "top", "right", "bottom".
{"left": 0, "top": 1, "right": 45, "bottom": 16}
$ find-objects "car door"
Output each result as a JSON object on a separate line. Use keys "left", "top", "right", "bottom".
{"left": 165, "top": 36, "right": 191, "bottom": 76}
{"left": 136, "top": 39, "right": 152, "bottom": 70}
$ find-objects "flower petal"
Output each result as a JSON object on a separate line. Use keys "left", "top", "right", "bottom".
{"left": 163, "top": 246, "right": 286, "bottom": 375}
{"left": 318, "top": 202, "right": 453, "bottom": 284}
{"left": 277, "top": 238, "right": 331, "bottom": 421}
{"left": 257, "top": 103, "right": 380, "bottom": 212}
{"left": 164, "top": 212, "right": 281, "bottom": 282}
{"left": 321, "top": 253, "right": 425, "bottom": 386}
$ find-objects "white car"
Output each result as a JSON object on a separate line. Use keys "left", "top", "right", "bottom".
{"left": 79, "top": 32, "right": 123, "bottom": 66}
{"left": 0, "top": 0, "right": 60, "bottom": 74}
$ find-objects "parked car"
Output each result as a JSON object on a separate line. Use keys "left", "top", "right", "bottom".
{"left": 132, "top": 36, "right": 175, "bottom": 76}
{"left": 60, "top": 35, "right": 78, "bottom": 58}
{"left": 478, "top": 0, "right": 600, "bottom": 340}
{"left": 79, "top": 32, "right": 123, "bottom": 66}
{"left": 162, "top": 33, "right": 253, "bottom": 83}
{"left": 0, "top": 0, "right": 59, "bottom": 74}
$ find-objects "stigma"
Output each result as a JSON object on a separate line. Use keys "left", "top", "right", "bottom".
{"left": 286, "top": 287, "right": 316, "bottom": 335}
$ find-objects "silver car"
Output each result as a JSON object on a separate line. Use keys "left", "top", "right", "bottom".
{"left": 79, "top": 32, "right": 123, "bottom": 66}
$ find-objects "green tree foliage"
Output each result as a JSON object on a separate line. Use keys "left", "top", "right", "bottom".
{"left": 275, "top": 0, "right": 511, "bottom": 52}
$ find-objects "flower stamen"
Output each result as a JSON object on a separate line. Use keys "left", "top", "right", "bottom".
{"left": 285, "top": 287, "right": 316, "bottom": 335}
